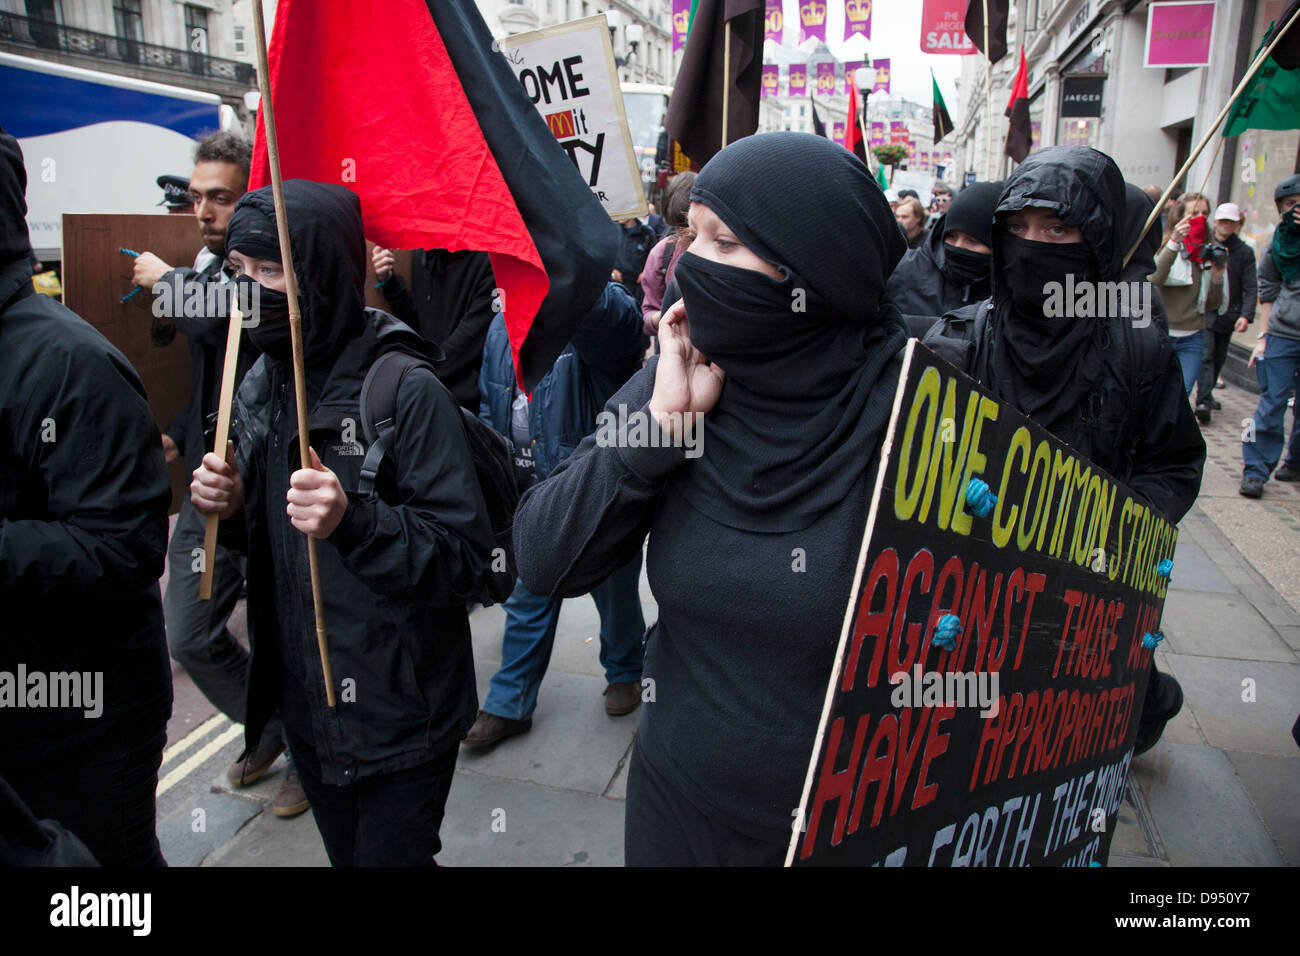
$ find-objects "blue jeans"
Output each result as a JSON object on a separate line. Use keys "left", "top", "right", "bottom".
{"left": 1243, "top": 333, "right": 1300, "bottom": 481}
{"left": 483, "top": 552, "right": 646, "bottom": 720}
{"left": 1170, "top": 330, "right": 1204, "bottom": 396}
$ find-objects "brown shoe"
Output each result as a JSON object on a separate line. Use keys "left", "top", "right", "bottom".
{"left": 462, "top": 709, "right": 532, "bottom": 750}
{"left": 225, "top": 737, "right": 286, "bottom": 788}
{"left": 604, "top": 681, "right": 641, "bottom": 716}
{"left": 271, "top": 766, "right": 310, "bottom": 818}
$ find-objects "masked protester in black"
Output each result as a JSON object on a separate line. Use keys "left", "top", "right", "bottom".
{"left": 1, "top": 126, "right": 172, "bottom": 865}
{"left": 513, "top": 133, "right": 909, "bottom": 865}
{"left": 922, "top": 146, "right": 1205, "bottom": 757}
{"left": 1122, "top": 182, "right": 1170, "bottom": 333}
{"left": 886, "top": 180, "right": 1003, "bottom": 336}
{"left": 190, "top": 180, "right": 495, "bottom": 866}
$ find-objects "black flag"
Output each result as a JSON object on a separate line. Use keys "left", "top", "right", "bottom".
{"left": 665, "top": 0, "right": 765, "bottom": 166}
{"left": 810, "top": 98, "right": 827, "bottom": 137}
{"left": 965, "top": 0, "right": 1010, "bottom": 65}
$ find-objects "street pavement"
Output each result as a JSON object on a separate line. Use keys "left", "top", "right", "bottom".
{"left": 155, "top": 379, "right": 1299, "bottom": 868}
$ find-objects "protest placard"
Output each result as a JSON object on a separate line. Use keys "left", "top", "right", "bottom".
{"left": 788, "top": 341, "right": 1175, "bottom": 866}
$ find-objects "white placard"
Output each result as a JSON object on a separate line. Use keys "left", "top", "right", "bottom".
{"left": 500, "top": 16, "right": 648, "bottom": 221}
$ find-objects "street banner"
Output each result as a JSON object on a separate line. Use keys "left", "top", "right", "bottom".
{"left": 789, "top": 63, "right": 808, "bottom": 95}
{"left": 873, "top": 58, "right": 891, "bottom": 92}
{"left": 922, "top": 0, "right": 977, "bottom": 54}
{"left": 799, "top": 0, "right": 828, "bottom": 43}
{"left": 907, "top": 141, "right": 917, "bottom": 160}
{"left": 762, "top": 63, "right": 780, "bottom": 97}
{"left": 844, "top": 59, "right": 863, "bottom": 94}
{"left": 673, "top": 0, "right": 691, "bottom": 52}
{"left": 765, "top": 0, "right": 783, "bottom": 43}
{"left": 845, "top": 0, "right": 873, "bottom": 41}
{"left": 816, "top": 61, "right": 837, "bottom": 97}
{"left": 890, "top": 120, "right": 909, "bottom": 144}
{"left": 1144, "top": 1, "right": 1216, "bottom": 68}
{"left": 922, "top": 150, "right": 931, "bottom": 167}
{"left": 834, "top": 120, "right": 847, "bottom": 142}
{"left": 871, "top": 120, "right": 886, "bottom": 146}
{"left": 501, "top": 16, "right": 647, "bottom": 221}
{"left": 787, "top": 341, "right": 1171, "bottom": 866}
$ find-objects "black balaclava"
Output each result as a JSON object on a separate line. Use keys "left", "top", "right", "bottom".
{"left": 986, "top": 146, "right": 1126, "bottom": 431}
{"left": 940, "top": 180, "right": 1002, "bottom": 289}
{"left": 226, "top": 180, "right": 365, "bottom": 374}
{"left": 0, "top": 125, "right": 32, "bottom": 273}
{"left": 670, "top": 132, "right": 908, "bottom": 533}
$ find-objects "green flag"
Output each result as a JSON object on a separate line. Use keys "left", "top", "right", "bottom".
{"left": 1224, "top": 30, "right": 1300, "bottom": 137}
{"left": 932, "top": 70, "right": 954, "bottom": 143}
{"left": 876, "top": 163, "right": 888, "bottom": 191}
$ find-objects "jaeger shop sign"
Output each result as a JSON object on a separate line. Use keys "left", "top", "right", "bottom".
{"left": 1060, "top": 77, "right": 1104, "bottom": 118}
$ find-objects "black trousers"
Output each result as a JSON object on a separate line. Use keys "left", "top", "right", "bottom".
{"left": 1, "top": 701, "right": 169, "bottom": 867}
{"left": 285, "top": 725, "right": 457, "bottom": 867}
{"left": 1196, "top": 326, "right": 1233, "bottom": 406}
{"left": 624, "top": 744, "right": 789, "bottom": 867}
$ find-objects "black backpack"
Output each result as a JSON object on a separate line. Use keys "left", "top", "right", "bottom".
{"left": 357, "top": 349, "right": 519, "bottom": 605}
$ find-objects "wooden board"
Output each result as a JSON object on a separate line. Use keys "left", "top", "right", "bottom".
{"left": 62, "top": 213, "right": 204, "bottom": 514}
{"left": 788, "top": 340, "right": 1175, "bottom": 867}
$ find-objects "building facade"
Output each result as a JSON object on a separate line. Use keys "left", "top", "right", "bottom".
{"left": 0, "top": 0, "right": 257, "bottom": 108}
{"left": 952, "top": 0, "right": 1298, "bottom": 243}
{"left": 474, "top": 0, "right": 676, "bottom": 87}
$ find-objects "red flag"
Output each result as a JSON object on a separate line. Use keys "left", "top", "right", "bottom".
{"left": 844, "top": 83, "right": 868, "bottom": 164}
{"left": 249, "top": 0, "right": 617, "bottom": 391}
{"left": 1004, "top": 46, "right": 1031, "bottom": 162}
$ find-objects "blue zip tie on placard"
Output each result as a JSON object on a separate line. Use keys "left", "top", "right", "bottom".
{"left": 120, "top": 247, "right": 141, "bottom": 257}
{"left": 1156, "top": 558, "right": 1174, "bottom": 578}
{"left": 120, "top": 286, "right": 142, "bottom": 303}
{"left": 965, "top": 477, "right": 997, "bottom": 518}
{"left": 1142, "top": 631, "right": 1164, "bottom": 650}
{"left": 933, "top": 613, "right": 961, "bottom": 651}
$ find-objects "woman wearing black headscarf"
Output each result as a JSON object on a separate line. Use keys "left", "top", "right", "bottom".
{"left": 921, "top": 146, "right": 1205, "bottom": 756}
{"left": 513, "top": 132, "right": 908, "bottom": 865}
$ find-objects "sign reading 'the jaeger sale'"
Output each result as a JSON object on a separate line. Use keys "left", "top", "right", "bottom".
{"left": 788, "top": 341, "right": 1176, "bottom": 867}
{"left": 500, "top": 15, "right": 647, "bottom": 221}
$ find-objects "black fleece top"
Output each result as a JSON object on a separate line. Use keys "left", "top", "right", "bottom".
{"left": 515, "top": 355, "right": 892, "bottom": 842}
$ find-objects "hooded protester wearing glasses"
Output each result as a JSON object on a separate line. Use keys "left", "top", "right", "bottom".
{"left": 886, "top": 180, "right": 1003, "bottom": 336}
{"left": 189, "top": 179, "right": 494, "bottom": 866}
{"left": 513, "top": 132, "right": 910, "bottom": 865}
{"left": 922, "top": 146, "right": 1205, "bottom": 757}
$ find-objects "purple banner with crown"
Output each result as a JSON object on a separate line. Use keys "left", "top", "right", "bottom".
{"left": 788, "top": 63, "right": 807, "bottom": 95}
{"left": 845, "top": 0, "right": 872, "bottom": 41}
{"left": 873, "top": 58, "right": 891, "bottom": 93}
{"left": 762, "top": 63, "right": 780, "bottom": 98}
{"left": 765, "top": 0, "right": 783, "bottom": 44}
{"left": 799, "top": 1, "right": 828, "bottom": 43}
{"left": 672, "top": 0, "right": 690, "bottom": 53}
{"left": 815, "top": 61, "right": 836, "bottom": 97}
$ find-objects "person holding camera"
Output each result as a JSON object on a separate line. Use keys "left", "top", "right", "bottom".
{"left": 1151, "top": 192, "right": 1224, "bottom": 396}
{"left": 1194, "top": 203, "right": 1256, "bottom": 424}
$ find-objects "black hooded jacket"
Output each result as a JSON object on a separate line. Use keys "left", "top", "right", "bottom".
{"left": 1, "top": 129, "right": 172, "bottom": 757}
{"left": 886, "top": 218, "right": 992, "bottom": 335}
{"left": 224, "top": 181, "right": 494, "bottom": 785}
{"left": 921, "top": 148, "right": 1204, "bottom": 523}
{"left": 1121, "top": 182, "right": 1170, "bottom": 333}
{"left": 377, "top": 248, "right": 496, "bottom": 411}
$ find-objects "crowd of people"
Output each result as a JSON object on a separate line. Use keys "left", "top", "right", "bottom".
{"left": 3, "top": 118, "right": 1298, "bottom": 866}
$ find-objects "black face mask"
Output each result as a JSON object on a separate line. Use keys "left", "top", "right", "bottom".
{"left": 672, "top": 251, "right": 824, "bottom": 389}
{"left": 941, "top": 243, "right": 991, "bottom": 287}
{"left": 237, "top": 274, "right": 293, "bottom": 363}
{"left": 997, "top": 233, "right": 1099, "bottom": 318}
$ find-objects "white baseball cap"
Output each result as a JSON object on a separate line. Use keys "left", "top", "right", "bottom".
{"left": 1214, "top": 202, "right": 1243, "bottom": 222}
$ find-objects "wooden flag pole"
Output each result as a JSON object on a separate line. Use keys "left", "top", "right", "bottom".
{"left": 250, "top": 0, "right": 336, "bottom": 707}
{"left": 1122, "top": 1, "right": 1300, "bottom": 270}
{"left": 721, "top": 19, "right": 732, "bottom": 151}
{"left": 198, "top": 290, "right": 244, "bottom": 601}
{"left": 983, "top": 0, "right": 995, "bottom": 178}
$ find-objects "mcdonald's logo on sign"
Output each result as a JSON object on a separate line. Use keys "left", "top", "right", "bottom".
{"left": 546, "top": 109, "right": 577, "bottom": 139}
